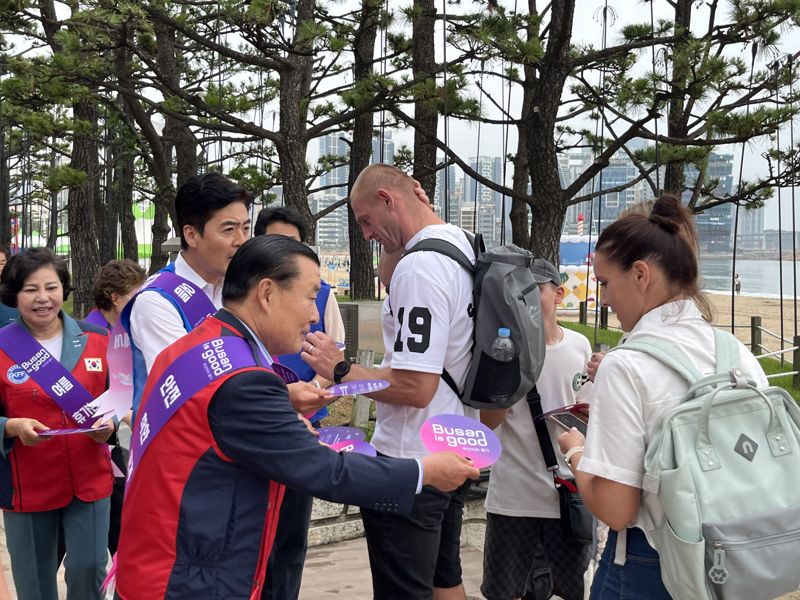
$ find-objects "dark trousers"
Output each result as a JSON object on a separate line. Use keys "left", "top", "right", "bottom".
{"left": 261, "top": 486, "right": 314, "bottom": 600}
{"left": 361, "top": 481, "right": 470, "bottom": 600}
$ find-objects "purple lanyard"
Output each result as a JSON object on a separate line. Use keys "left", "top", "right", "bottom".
{"left": 0, "top": 323, "right": 96, "bottom": 426}
{"left": 142, "top": 271, "right": 216, "bottom": 329}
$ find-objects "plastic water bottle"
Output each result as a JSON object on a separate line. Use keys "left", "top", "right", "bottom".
{"left": 491, "top": 328, "right": 515, "bottom": 362}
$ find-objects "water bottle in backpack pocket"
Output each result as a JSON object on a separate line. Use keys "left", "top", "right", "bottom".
{"left": 472, "top": 328, "right": 520, "bottom": 406}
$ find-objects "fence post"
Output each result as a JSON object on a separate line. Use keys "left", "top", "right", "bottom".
{"left": 751, "top": 316, "right": 762, "bottom": 356}
{"left": 579, "top": 301, "right": 587, "bottom": 325}
{"left": 793, "top": 336, "right": 800, "bottom": 390}
{"left": 600, "top": 306, "right": 609, "bottom": 330}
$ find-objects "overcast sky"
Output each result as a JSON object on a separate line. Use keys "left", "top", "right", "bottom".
{"left": 377, "top": 0, "right": 798, "bottom": 230}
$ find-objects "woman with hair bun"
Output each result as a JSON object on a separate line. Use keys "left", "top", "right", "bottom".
{"left": 556, "top": 195, "right": 768, "bottom": 598}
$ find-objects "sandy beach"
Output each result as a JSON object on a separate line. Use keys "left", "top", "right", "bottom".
{"left": 561, "top": 292, "right": 800, "bottom": 356}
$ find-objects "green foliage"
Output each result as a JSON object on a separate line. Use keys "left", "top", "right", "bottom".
{"left": 227, "top": 162, "right": 277, "bottom": 199}
{"left": 393, "top": 145, "right": 414, "bottom": 173}
{"left": 46, "top": 165, "right": 88, "bottom": 189}
{"left": 707, "top": 106, "right": 794, "bottom": 138}
{"left": 620, "top": 23, "right": 654, "bottom": 42}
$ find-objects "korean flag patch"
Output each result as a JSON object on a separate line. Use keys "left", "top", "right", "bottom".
{"left": 84, "top": 358, "right": 103, "bottom": 372}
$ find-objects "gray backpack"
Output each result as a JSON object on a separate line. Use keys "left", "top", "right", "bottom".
{"left": 404, "top": 232, "right": 545, "bottom": 409}
{"left": 618, "top": 330, "right": 800, "bottom": 600}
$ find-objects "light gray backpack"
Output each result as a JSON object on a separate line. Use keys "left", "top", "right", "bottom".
{"left": 619, "top": 329, "right": 800, "bottom": 600}
{"left": 404, "top": 232, "right": 545, "bottom": 409}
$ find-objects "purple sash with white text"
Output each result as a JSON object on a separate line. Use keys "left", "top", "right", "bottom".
{"left": 128, "top": 336, "right": 257, "bottom": 482}
{"left": 0, "top": 323, "right": 97, "bottom": 425}
{"left": 127, "top": 335, "right": 302, "bottom": 483}
{"left": 137, "top": 270, "right": 216, "bottom": 329}
{"left": 83, "top": 308, "right": 110, "bottom": 329}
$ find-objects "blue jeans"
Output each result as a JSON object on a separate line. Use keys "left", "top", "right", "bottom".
{"left": 590, "top": 528, "right": 672, "bottom": 600}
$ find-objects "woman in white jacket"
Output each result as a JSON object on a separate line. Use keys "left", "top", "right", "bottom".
{"left": 557, "top": 194, "right": 767, "bottom": 599}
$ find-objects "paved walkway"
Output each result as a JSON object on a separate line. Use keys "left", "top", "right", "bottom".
{"left": 1, "top": 525, "right": 798, "bottom": 599}
{"left": 299, "top": 537, "right": 486, "bottom": 599}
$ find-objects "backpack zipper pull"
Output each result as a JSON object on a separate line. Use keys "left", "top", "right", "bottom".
{"left": 708, "top": 542, "right": 729, "bottom": 585}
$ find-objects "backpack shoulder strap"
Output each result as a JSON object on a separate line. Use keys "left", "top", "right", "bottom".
{"left": 615, "top": 336, "right": 704, "bottom": 385}
{"left": 712, "top": 327, "right": 741, "bottom": 375}
{"left": 403, "top": 238, "right": 474, "bottom": 274}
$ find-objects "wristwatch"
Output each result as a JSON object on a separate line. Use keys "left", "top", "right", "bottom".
{"left": 333, "top": 360, "right": 352, "bottom": 384}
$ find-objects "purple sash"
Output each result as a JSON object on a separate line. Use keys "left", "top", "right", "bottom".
{"left": 140, "top": 271, "right": 216, "bottom": 328}
{"left": 128, "top": 335, "right": 257, "bottom": 482}
{"left": 83, "top": 308, "right": 110, "bottom": 329}
{"left": 0, "top": 323, "right": 97, "bottom": 426}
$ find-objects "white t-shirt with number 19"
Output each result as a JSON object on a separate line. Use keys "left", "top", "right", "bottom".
{"left": 371, "top": 223, "right": 477, "bottom": 459}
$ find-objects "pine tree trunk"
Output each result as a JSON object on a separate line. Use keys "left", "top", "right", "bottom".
{"left": 348, "top": 0, "right": 381, "bottom": 301}
{"left": 118, "top": 145, "right": 138, "bottom": 261}
{"left": 663, "top": 0, "right": 693, "bottom": 198}
{"left": 97, "top": 140, "right": 116, "bottom": 264}
{"left": 411, "top": 0, "right": 438, "bottom": 200}
{"left": 525, "top": 0, "right": 574, "bottom": 265}
{"left": 276, "top": 0, "right": 315, "bottom": 239}
{"left": 67, "top": 99, "right": 102, "bottom": 316}
{"left": 47, "top": 144, "right": 58, "bottom": 249}
{"left": 0, "top": 115, "right": 10, "bottom": 248}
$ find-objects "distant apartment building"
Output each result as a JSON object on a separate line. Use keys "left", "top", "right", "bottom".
{"left": 561, "top": 146, "right": 748, "bottom": 253}
{"left": 736, "top": 206, "right": 765, "bottom": 250}
{"left": 465, "top": 156, "right": 504, "bottom": 247}
{"left": 684, "top": 153, "right": 735, "bottom": 253}
{"left": 312, "top": 130, "right": 398, "bottom": 249}
{"left": 764, "top": 229, "right": 800, "bottom": 253}
{"left": 563, "top": 148, "right": 653, "bottom": 235}
{"left": 435, "top": 164, "right": 459, "bottom": 223}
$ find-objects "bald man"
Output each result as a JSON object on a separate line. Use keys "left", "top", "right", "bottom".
{"left": 304, "top": 164, "right": 477, "bottom": 600}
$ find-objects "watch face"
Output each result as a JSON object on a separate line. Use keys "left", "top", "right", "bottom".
{"left": 334, "top": 361, "right": 350, "bottom": 377}
{"left": 334, "top": 360, "right": 351, "bottom": 383}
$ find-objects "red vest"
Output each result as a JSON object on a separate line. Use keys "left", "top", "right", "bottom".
{"left": 0, "top": 328, "right": 113, "bottom": 512}
{"left": 116, "top": 316, "right": 285, "bottom": 600}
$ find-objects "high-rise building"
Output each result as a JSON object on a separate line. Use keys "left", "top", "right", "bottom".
{"left": 736, "top": 207, "right": 765, "bottom": 250}
{"left": 685, "top": 153, "right": 734, "bottom": 253}
{"left": 435, "top": 164, "right": 459, "bottom": 224}
{"left": 563, "top": 148, "right": 650, "bottom": 235}
{"left": 466, "top": 156, "right": 504, "bottom": 247}
{"left": 371, "top": 130, "right": 395, "bottom": 165}
{"left": 316, "top": 134, "right": 350, "bottom": 249}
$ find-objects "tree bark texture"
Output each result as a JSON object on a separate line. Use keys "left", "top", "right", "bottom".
{"left": 411, "top": 0, "right": 438, "bottom": 201}
{"left": 0, "top": 118, "right": 12, "bottom": 248}
{"left": 276, "top": 0, "right": 315, "bottom": 240}
{"left": 348, "top": 0, "right": 381, "bottom": 300}
{"left": 97, "top": 139, "right": 116, "bottom": 264}
{"left": 525, "top": 0, "right": 574, "bottom": 265}
{"left": 663, "top": 0, "right": 693, "bottom": 197}
{"left": 67, "top": 99, "right": 102, "bottom": 317}
{"left": 116, "top": 37, "right": 174, "bottom": 273}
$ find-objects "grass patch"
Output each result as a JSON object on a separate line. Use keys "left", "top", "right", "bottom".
{"left": 759, "top": 357, "right": 800, "bottom": 404}
{"left": 560, "top": 321, "right": 799, "bottom": 402}
{"left": 561, "top": 321, "right": 623, "bottom": 349}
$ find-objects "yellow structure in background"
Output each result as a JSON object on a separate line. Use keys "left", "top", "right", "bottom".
{"left": 558, "top": 265, "right": 598, "bottom": 311}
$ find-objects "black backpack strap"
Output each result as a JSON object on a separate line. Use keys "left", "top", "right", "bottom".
{"left": 403, "top": 233, "right": 479, "bottom": 399}
{"left": 526, "top": 386, "right": 560, "bottom": 472}
{"left": 402, "top": 238, "right": 474, "bottom": 274}
{"left": 441, "top": 368, "right": 461, "bottom": 398}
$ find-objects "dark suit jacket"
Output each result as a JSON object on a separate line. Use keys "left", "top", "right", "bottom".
{"left": 208, "top": 309, "right": 419, "bottom": 513}
{"left": 116, "top": 309, "right": 418, "bottom": 599}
